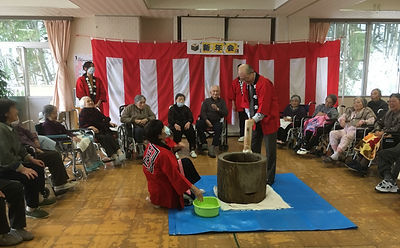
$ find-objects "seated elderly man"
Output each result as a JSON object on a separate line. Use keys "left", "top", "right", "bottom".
{"left": 196, "top": 85, "right": 228, "bottom": 158}
{"left": 79, "top": 96, "right": 126, "bottom": 165}
{"left": 120, "top": 95, "right": 156, "bottom": 156}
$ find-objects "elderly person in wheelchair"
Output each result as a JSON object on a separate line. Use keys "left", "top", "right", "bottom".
{"left": 196, "top": 85, "right": 228, "bottom": 158}
{"left": 41, "top": 104, "right": 103, "bottom": 171}
{"left": 297, "top": 94, "right": 339, "bottom": 155}
{"left": 323, "top": 97, "right": 376, "bottom": 163}
{"left": 277, "top": 95, "right": 307, "bottom": 145}
{"left": 345, "top": 93, "right": 400, "bottom": 177}
{"left": 79, "top": 96, "right": 126, "bottom": 165}
{"left": 120, "top": 95, "right": 156, "bottom": 157}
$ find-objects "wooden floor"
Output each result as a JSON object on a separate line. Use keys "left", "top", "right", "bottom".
{"left": 16, "top": 138, "right": 400, "bottom": 248}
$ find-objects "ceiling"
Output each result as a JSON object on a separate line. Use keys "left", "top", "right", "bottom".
{"left": 0, "top": 0, "right": 399, "bottom": 19}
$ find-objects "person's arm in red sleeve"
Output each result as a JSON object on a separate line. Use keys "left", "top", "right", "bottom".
{"left": 75, "top": 77, "right": 86, "bottom": 99}
{"left": 160, "top": 152, "right": 192, "bottom": 196}
{"left": 257, "top": 80, "right": 273, "bottom": 116}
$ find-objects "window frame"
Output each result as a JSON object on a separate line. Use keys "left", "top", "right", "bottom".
{"left": 0, "top": 42, "right": 54, "bottom": 97}
{"left": 317, "top": 19, "right": 400, "bottom": 97}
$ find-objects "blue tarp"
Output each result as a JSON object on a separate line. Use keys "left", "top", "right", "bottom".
{"left": 169, "top": 173, "right": 357, "bottom": 235}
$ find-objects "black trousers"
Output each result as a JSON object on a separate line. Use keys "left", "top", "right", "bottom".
{"left": 252, "top": 122, "right": 277, "bottom": 185}
{"left": 37, "top": 150, "right": 69, "bottom": 186}
{"left": 180, "top": 158, "right": 201, "bottom": 184}
{"left": 96, "top": 132, "right": 120, "bottom": 156}
{"left": 277, "top": 125, "right": 292, "bottom": 142}
{"left": 0, "top": 179, "right": 26, "bottom": 234}
{"left": 171, "top": 124, "right": 197, "bottom": 151}
{"left": 0, "top": 164, "right": 44, "bottom": 208}
{"left": 302, "top": 129, "right": 323, "bottom": 150}
{"left": 377, "top": 143, "right": 400, "bottom": 181}
{"left": 238, "top": 111, "right": 248, "bottom": 137}
{"left": 126, "top": 125, "right": 144, "bottom": 143}
{"left": 196, "top": 119, "right": 223, "bottom": 146}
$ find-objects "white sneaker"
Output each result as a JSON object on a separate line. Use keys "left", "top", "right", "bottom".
{"left": 190, "top": 150, "right": 197, "bottom": 158}
{"left": 54, "top": 181, "right": 78, "bottom": 192}
{"left": 238, "top": 136, "right": 244, "bottom": 142}
{"left": 296, "top": 148, "right": 309, "bottom": 155}
{"left": 118, "top": 152, "right": 126, "bottom": 162}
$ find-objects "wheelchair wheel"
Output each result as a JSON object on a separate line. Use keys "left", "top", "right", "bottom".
{"left": 118, "top": 126, "right": 128, "bottom": 154}
{"left": 74, "top": 169, "right": 84, "bottom": 179}
{"left": 41, "top": 187, "right": 51, "bottom": 199}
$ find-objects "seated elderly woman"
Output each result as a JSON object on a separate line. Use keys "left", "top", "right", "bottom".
{"left": 345, "top": 93, "right": 400, "bottom": 175}
{"left": 0, "top": 99, "right": 49, "bottom": 219}
{"left": 168, "top": 93, "right": 197, "bottom": 158}
{"left": 12, "top": 121, "right": 78, "bottom": 193}
{"left": 79, "top": 96, "right": 126, "bottom": 165}
{"left": 323, "top": 97, "right": 376, "bottom": 162}
{"left": 120, "top": 94, "right": 156, "bottom": 156}
{"left": 277, "top": 95, "right": 307, "bottom": 144}
{"left": 367, "top": 88, "right": 388, "bottom": 121}
{"left": 41, "top": 104, "right": 103, "bottom": 171}
{"left": 297, "top": 94, "right": 339, "bottom": 155}
{"left": 143, "top": 120, "right": 203, "bottom": 209}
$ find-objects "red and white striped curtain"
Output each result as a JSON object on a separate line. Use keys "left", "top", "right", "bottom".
{"left": 92, "top": 40, "right": 340, "bottom": 125}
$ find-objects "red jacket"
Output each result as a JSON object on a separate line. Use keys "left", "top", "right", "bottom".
{"left": 242, "top": 74, "right": 280, "bottom": 135}
{"left": 229, "top": 78, "right": 244, "bottom": 112}
{"left": 76, "top": 75, "right": 107, "bottom": 109}
{"left": 142, "top": 143, "right": 192, "bottom": 209}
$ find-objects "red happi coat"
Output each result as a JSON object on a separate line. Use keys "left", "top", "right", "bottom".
{"left": 228, "top": 77, "right": 245, "bottom": 112}
{"left": 142, "top": 143, "right": 192, "bottom": 209}
{"left": 76, "top": 75, "right": 107, "bottom": 109}
{"left": 242, "top": 74, "right": 280, "bottom": 135}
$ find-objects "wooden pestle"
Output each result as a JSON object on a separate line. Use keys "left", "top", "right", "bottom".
{"left": 243, "top": 119, "right": 253, "bottom": 153}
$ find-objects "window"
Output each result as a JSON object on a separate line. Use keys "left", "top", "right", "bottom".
{"left": 0, "top": 20, "right": 57, "bottom": 96}
{"left": 326, "top": 21, "right": 400, "bottom": 96}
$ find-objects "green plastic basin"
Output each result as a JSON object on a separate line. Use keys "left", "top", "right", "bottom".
{"left": 193, "top": 196, "right": 220, "bottom": 218}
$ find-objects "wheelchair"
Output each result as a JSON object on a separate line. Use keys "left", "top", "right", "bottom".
{"left": 35, "top": 123, "right": 93, "bottom": 179}
{"left": 117, "top": 104, "right": 145, "bottom": 159}
{"left": 195, "top": 117, "right": 228, "bottom": 152}
{"left": 283, "top": 103, "right": 314, "bottom": 149}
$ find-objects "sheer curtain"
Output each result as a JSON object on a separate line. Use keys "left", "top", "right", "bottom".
{"left": 45, "top": 20, "right": 74, "bottom": 112}
{"left": 309, "top": 22, "right": 331, "bottom": 44}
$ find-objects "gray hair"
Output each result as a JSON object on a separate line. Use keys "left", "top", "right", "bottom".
{"left": 43, "top": 104, "right": 56, "bottom": 119}
{"left": 354, "top": 97, "right": 367, "bottom": 108}
{"left": 134, "top": 95, "right": 146, "bottom": 104}
{"left": 371, "top": 88, "right": 382, "bottom": 97}
{"left": 290, "top": 94, "right": 301, "bottom": 103}
{"left": 79, "top": 96, "right": 91, "bottom": 108}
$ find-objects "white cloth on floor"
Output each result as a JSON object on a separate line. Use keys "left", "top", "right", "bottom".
{"left": 213, "top": 185, "right": 291, "bottom": 211}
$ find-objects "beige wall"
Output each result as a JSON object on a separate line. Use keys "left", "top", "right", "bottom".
{"left": 140, "top": 17, "right": 174, "bottom": 42}
{"left": 275, "top": 15, "right": 309, "bottom": 42}
{"left": 228, "top": 18, "right": 271, "bottom": 42}
{"left": 181, "top": 17, "right": 225, "bottom": 40}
